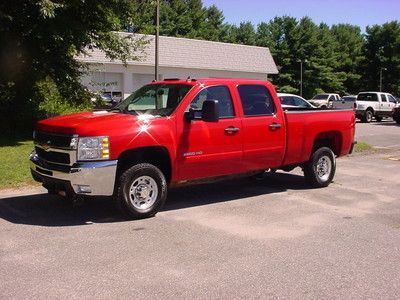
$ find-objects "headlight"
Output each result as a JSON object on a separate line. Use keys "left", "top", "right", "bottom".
{"left": 77, "top": 136, "right": 110, "bottom": 161}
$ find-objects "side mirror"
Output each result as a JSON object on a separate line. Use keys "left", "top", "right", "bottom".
{"left": 202, "top": 100, "right": 219, "bottom": 122}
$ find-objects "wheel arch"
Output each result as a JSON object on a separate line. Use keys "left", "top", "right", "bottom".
{"left": 116, "top": 146, "right": 172, "bottom": 184}
{"left": 366, "top": 107, "right": 374, "bottom": 113}
{"left": 312, "top": 131, "right": 343, "bottom": 157}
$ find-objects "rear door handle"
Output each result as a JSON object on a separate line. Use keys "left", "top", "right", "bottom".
{"left": 225, "top": 126, "right": 240, "bottom": 134}
{"left": 269, "top": 123, "right": 282, "bottom": 130}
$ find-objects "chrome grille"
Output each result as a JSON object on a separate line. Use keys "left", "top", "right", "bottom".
{"left": 34, "top": 131, "right": 73, "bottom": 149}
{"left": 35, "top": 146, "right": 70, "bottom": 164}
{"left": 34, "top": 132, "right": 76, "bottom": 166}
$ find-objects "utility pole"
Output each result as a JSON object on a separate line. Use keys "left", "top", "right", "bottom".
{"left": 155, "top": 0, "right": 160, "bottom": 81}
{"left": 379, "top": 67, "right": 387, "bottom": 92}
{"left": 297, "top": 59, "right": 307, "bottom": 97}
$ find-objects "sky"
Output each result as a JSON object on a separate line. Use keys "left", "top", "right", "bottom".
{"left": 202, "top": 0, "right": 400, "bottom": 30}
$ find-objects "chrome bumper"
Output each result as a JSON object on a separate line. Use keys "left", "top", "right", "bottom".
{"left": 30, "top": 152, "right": 117, "bottom": 196}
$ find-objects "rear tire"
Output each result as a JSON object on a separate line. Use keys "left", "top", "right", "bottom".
{"left": 362, "top": 110, "right": 373, "bottom": 123}
{"left": 116, "top": 163, "right": 167, "bottom": 219}
{"left": 304, "top": 147, "right": 336, "bottom": 188}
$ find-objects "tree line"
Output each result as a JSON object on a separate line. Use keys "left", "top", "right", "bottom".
{"left": 1, "top": 0, "right": 399, "bottom": 135}
{"left": 130, "top": 0, "right": 400, "bottom": 99}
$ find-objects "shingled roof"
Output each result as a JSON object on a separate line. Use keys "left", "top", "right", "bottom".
{"left": 77, "top": 33, "right": 278, "bottom": 75}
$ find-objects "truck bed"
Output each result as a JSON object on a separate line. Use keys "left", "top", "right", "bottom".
{"left": 282, "top": 109, "right": 356, "bottom": 166}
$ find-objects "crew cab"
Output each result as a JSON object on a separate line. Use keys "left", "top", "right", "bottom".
{"left": 30, "top": 78, "right": 356, "bottom": 219}
{"left": 355, "top": 92, "right": 398, "bottom": 122}
{"left": 309, "top": 93, "right": 341, "bottom": 108}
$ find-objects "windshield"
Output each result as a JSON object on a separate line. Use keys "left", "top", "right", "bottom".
{"left": 312, "top": 94, "right": 329, "bottom": 100}
{"left": 112, "top": 84, "right": 192, "bottom": 116}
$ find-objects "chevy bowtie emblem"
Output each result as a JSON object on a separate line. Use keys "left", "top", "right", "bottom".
{"left": 41, "top": 141, "right": 51, "bottom": 151}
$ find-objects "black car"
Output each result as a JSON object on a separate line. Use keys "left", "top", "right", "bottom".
{"left": 393, "top": 106, "right": 400, "bottom": 124}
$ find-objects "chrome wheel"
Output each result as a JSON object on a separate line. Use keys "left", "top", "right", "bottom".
{"left": 129, "top": 176, "right": 158, "bottom": 211}
{"left": 316, "top": 155, "right": 332, "bottom": 182}
{"left": 366, "top": 111, "right": 373, "bottom": 122}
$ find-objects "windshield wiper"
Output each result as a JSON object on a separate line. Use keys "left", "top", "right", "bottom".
{"left": 108, "top": 107, "right": 123, "bottom": 112}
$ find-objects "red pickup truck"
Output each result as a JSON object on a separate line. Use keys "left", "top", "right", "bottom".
{"left": 30, "top": 78, "right": 356, "bottom": 219}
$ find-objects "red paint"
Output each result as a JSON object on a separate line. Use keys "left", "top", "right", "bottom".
{"left": 37, "top": 78, "right": 355, "bottom": 183}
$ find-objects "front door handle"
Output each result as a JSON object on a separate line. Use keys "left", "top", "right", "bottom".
{"left": 269, "top": 123, "right": 282, "bottom": 130}
{"left": 225, "top": 126, "right": 240, "bottom": 134}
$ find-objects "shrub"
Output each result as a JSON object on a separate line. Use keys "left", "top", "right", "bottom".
{"left": 35, "top": 78, "right": 93, "bottom": 118}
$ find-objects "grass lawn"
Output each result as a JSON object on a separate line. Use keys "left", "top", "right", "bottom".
{"left": 354, "top": 141, "right": 373, "bottom": 153}
{"left": 0, "top": 139, "right": 38, "bottom": 189}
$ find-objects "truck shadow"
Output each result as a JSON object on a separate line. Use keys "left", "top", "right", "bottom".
{"left": 0, "top": 172, "right": 308, "bottom": 227}
{"left": 369, "top": 122, "right": 399, "bottom": 127}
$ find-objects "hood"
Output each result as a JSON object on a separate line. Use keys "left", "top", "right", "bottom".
{"left": 36, "top": 111, "right": 142, "bottom": 136}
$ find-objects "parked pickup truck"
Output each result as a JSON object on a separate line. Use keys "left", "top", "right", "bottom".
{"left": 30, "top": 78, "right": 356, "bottom": 219}
{"left": 309, "top": 93, "right": 341, "bottom": 108}
{"left": 332, "top": 95, "right": 357, "bottom": 110}
{"left": 355, "top": 92, "right": 398, "bottom": 122}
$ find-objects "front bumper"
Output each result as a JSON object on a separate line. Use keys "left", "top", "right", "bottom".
{"left": 30, "top": 152, "right": 117, "bottom": 196}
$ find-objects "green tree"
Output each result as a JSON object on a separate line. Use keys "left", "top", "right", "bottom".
{"left": 331, "top": 24, "right": 365, "bottom": 94}
{"left": 235, "top": 22, "right": 257, "bottom": 45}
{"left": 305, "top": 22, "right": 345, "bottom": 97}
{"left": 0, "top": 0, "right": 146, "bottom": 135}
{"left": 200, "top": 5, "right": 227, "bottom": 41}
{"left": 363, "top": 21, "right": 400, "bottom": 95}
{"left": 257, "top": 16, "right": 300, "bottom": 94}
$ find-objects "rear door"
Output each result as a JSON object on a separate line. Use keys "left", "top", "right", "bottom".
{"left": 176, "top": 85, "right": 244, "bottom": 180}
{"left": 237, "top": 84, "right": 286, "bottom": 170}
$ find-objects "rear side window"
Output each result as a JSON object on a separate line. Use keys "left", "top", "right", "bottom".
{"left": 237, "top": 85, "right": 275, "bottom": 116}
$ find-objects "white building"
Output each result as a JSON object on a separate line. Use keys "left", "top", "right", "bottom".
{"left": 77, "top": 34, "right": 278, "bottom": 100}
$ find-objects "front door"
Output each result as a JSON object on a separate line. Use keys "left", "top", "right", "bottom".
{"left": 176, "top": 85, "right": 243, "bottom": 181}
{"left": 380, "top": 94, "right": 391, "bottom": 116}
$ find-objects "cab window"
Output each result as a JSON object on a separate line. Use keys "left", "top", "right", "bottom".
{"left": 187, "top": 85, "right": 235, "bottom": 118}
{"left": 237, "top": 85, "right": 275, "bottom": 116}
{"left": 388, "top": 95, "right": 397, "bottom": 103}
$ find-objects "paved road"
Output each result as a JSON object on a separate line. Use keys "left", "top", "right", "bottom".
{"left": 355, "top": 119, "right": 400, "bottom": 149}
{"left": 1, "top": 124, "right": 400, "bottom": 299}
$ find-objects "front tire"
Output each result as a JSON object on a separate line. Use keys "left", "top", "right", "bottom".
{"left": 116, "top": 163, "right": 167, "bottom": 219}
{"left": 304, "top": 147, "right": 336, "bottom": 188}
